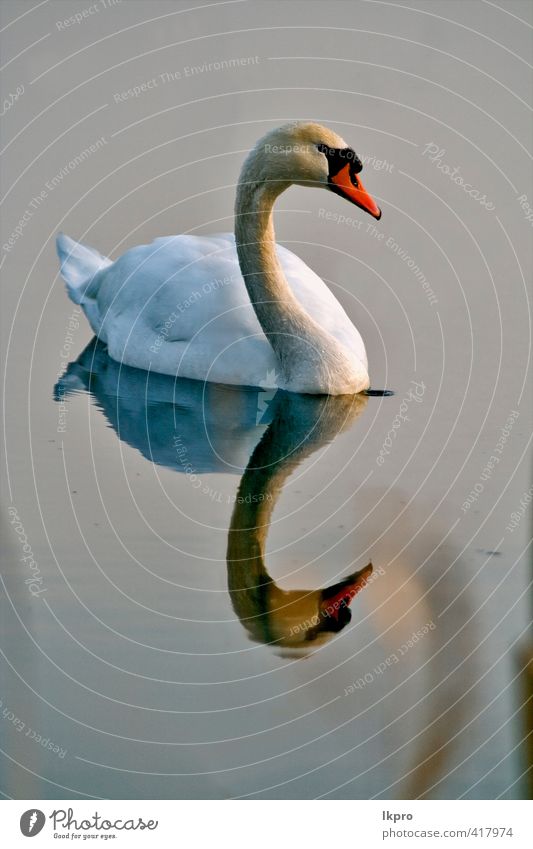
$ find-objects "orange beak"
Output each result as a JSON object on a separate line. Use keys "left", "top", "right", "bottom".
{"left": 320, "top": 563, "right": 373, "bottom": 621}
{"left": 330, "top": 163, "right": 381, "bottom": 220}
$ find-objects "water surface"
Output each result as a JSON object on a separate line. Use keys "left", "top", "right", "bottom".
{"left": 1, "top": 0, "right": 531, "bottom": 801}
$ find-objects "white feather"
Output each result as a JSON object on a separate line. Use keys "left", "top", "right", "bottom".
{"left": 57, "top": 233, "right": 367, "bottom": 390}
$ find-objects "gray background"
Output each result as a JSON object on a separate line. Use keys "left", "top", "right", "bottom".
{"left": 1, "top": 0, "right": 532, "bottom": 799}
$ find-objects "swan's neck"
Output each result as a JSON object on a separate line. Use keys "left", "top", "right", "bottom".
{"left": 226, "top": 393, "right": 364, "bottom": 629}
{"left": 226, "top": 415, "right": 291, "bottom": 611}
{"left": 226, "top": 395, "right": 318, "bottom": 639}
{"left": 234, "top": 179, "right": 358, "bottom": 394}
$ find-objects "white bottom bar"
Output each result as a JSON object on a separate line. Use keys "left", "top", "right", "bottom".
{"left": 1, "top": 799, "right": 532, "bottom": 848}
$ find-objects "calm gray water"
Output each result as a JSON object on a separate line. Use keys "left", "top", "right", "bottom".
{"left": 1, "top": 0, "right": 531, "bottom": 800}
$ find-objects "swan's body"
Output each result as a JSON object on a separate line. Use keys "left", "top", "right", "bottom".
{"left": 57, "top": 232, "right": 367, "bottom": 390}
{"left": 57, "top": 122, "right": 382, "bottom": 395}
{"left": 57, "top": 341, "right": 372, "bottom": 650}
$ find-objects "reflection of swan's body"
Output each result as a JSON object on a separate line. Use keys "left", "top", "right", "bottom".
{"left": 56, "top": 343, "right": 371, "bottom": 648}
{"left": 227, "top": 391, "right": 371, "bottom": 649}
{"left": 56, "top": 122, "right": 382, "bottom": 395}
{"left": 55, "top": 339, "right": 275, "bottom": 473}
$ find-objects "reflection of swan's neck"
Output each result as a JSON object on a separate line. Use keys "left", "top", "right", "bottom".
{"left": 226, "top": 400, "right": 302, "bottom": 624}
{"left": 226, "top": 393, "right": 368, "bottom": 646}
{"left": 234, "top": 171, "right": 356, "bottom": 393}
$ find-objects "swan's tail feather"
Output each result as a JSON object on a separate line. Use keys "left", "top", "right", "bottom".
{"left": 56, "top": 233, "right": 112, "bottom": 305}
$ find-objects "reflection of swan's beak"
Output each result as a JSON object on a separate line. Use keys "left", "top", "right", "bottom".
{"left": 319, "top": 563, "right": 373, "bottom": 622}
{"left": 256, "top": 563, "right": 373, "bottom": 651}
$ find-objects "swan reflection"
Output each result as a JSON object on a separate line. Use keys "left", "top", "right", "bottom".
{"left": 227, "top": 391, "right": 371, "bottom": 650}
{"left": 56, "top": 340, "right": 371, "bottom": 651}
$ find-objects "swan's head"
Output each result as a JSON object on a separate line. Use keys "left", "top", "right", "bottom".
{"left": 234, "top": 563, "right": 373, "bottom": 652}
{"left": 243, "top": 121, "right": 381, "bottom": 219}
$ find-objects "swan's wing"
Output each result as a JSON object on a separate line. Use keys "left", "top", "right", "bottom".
{"left": 98, "top": 234, "right": 256, "bottom": 338}
{"left": 93, "top": 233, "right": 365, "bottom": 382}
{"left": 96, "top": 234, "right": 278, "bottom": 383}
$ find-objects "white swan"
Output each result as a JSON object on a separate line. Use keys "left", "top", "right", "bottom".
{"left": 57, "top": 122, "right": 382, "bottom": 395}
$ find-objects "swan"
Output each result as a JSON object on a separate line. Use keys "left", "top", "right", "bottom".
{"left": 56, "top": 343, "right": 373, "bottom": 650}
{"left": 56, "top": 122, "right": 382, "bottom": 395}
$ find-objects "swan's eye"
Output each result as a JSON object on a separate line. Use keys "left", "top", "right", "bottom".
{"left": 346, "top": 149, "right": 363, "bottom": 173}
{"left": 316, "top": 144, "right": 363, "bottom": 174}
